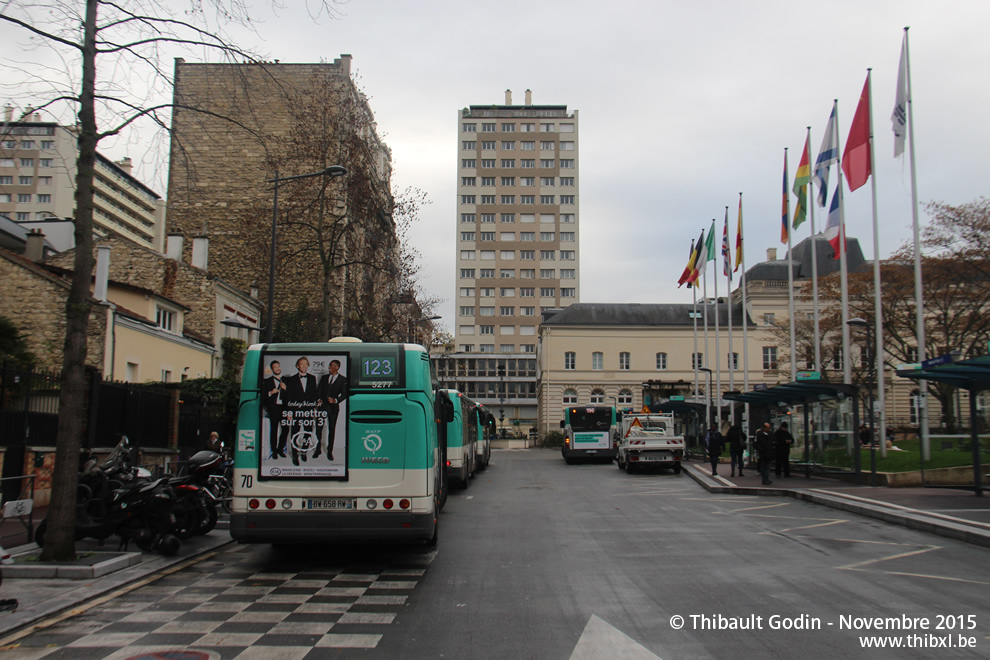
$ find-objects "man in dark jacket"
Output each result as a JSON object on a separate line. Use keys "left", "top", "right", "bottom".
{"left": 705, "top": 426, "right": 725, "bottom": 477}
{"left": 773, "top": 421, "right": 795, "bottom": 478}
{"left": 726, "top": 424, "right": 746, "bottom": 478}
{"left": 754, "top": 422, "right": 774, "bottom": 485}
{"left": 316, "top": 359, "right": 348, "bottom": 461}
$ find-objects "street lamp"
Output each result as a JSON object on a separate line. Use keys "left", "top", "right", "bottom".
{"left": 497, "top": 365, "right": 506, "bottom": 438}
{"left": 847, "top": 317, "right": 877, "bottom": 487}
{"left": 265, "top": 165, "right": 347, "bottom": 343}
{"left": 409, "top": 315, "right": 442, "bottom": 346}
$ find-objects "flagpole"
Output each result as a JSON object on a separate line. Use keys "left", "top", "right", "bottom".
{"left": 726, "top": 208, "right": 734, "bottom": 412}
{"left": 903, "top": 26, "right": 929, "bottom": 461}
{"left": 713, "top": 219, "right": 721, "bottom": 429}
{"left": 738, "top": 193, "right": 750, "bottom": 444}
{"left": 784, "top": 148, "right": 797, "bottom": 382}
{"left": 691, "top": 239, "right": 699, "bottom": 403}
{"left": 834, "top": 99, "right": 852, "bottom": 387}
{"left": 865, "top": 69, "right": 887, "bottom": 460}
{"left": 808, "top": 126, "right": 822, "bottom": 374}
{"left": 702, "top": 255, "right": 711, "bottom": 431}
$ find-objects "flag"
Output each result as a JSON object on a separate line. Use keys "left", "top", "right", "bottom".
{"left": 734, "top": 195, "right": 743, "bottom": 272}
{"left": 677, "top": 236, "right": 700, "bottom": 287}
{"left": 813, "top": 103, "right": 839, "bottom": 207}
{"left": 792, "top": 135, "right": 811, "bottom": 229}
{"left": 687, "top": 228, "right": 706, "bottom": 287}
{"left": 705, "top": 219, "right": 716, "bottom": 262}
{"left": 892, "top": 32, "right": 909, "bottom": 157}
{"left": 722, "top": 211, "right": 731, "bottom": 279}
{"left": 843, "top": 75, "right": 872, "bottom": 192}
{"left": 780, "top": 150, "right": 789, "bottom": 244}
{"left": 823, "top": 183, "right": 845, "bottom": 260}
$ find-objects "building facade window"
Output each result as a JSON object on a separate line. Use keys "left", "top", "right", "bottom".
{"left": 563, "top": 388, "right": 578, "bottom": 404}
{"left": 763, "top": 346, "right": 778, "bottom": 370}
{"left": 619, "top": 352, "right": 630, "bottom": 370}
{"left": 692, "top": 353, "right": 703, "bottom": 370}
{"left": 618, "top": 389, "right": 633, "bottom": 405}
{"left": 656, "top": 352, "right": 667, "bottom": 370}
{"left": 565, "top": 352, "right": 576, "bottom": 370}
{"left": 590, "top": 388, "right": 605, "bottom": 404}
{"left": 592, "top": 352, "right": 603, "bottom": 371}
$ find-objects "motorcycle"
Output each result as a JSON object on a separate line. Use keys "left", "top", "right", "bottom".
{"left": 35, "top": 435, "right": 182, "bottom": 556}
{"left": 167, "top": 449, "right": 223, "bottom": 539}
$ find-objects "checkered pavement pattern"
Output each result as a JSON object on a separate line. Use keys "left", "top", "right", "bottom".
{"left": 7, "top": 543, "right": 435, "bottom": 659}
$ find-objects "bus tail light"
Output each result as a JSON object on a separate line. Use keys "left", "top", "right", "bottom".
{"left": 265, "top": 499, "right": 276, "bottom": 509}
{"left": 367, "top": 499, "right": 378, "bottom": 510}
{"left": 399, "top": 499, "right": 410, "bottom": 510}
{"left": 383, "top": 499, "right": 394, "bottom": 510}
{"left": 281, "top": 499, "right": 292, "bottom": 509}
{"left": 249, "top": 499, "right": 260, "bottom": 509}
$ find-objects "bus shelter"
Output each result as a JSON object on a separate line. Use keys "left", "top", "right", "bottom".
{"left": 723, "top": 381, "right": 862, "bottom": 481}
{"left": 896, "top": 356, "right": 990, "bottom": 497}
{"left": 651, "top": 401, "right": 706, "bottom": 455}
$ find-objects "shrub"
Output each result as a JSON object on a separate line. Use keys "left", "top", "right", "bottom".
{"left": 541, "top": 430, "right": 565, "bottom": 448}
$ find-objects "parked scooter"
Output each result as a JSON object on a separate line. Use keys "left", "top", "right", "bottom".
{"left": 167, "top": 449, "right": 223, "bottom": 539}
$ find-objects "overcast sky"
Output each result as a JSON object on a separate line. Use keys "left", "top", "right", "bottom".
{"left": 4, "top": 0, "right": 989, "bottom": 335}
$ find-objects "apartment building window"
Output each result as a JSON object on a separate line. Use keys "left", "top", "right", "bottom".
{"left": 482, "top": 123, "right": 496, "bottom": 132}
{"left": 729, "top": 353, "right": 739, "bottom": 370}
{"left": 480, "top": 326, "right": 495, "bottom": 335}
{"left": 40, "top": 140, "right": 55, "bottom": 148}
{"left": 619, "top": 352, "right": 631, "bottom": 370}
{"left": 500, "top": 288, "right": 515, "bottom": 297}
{"left": 565, "top": 352, "right": 576, "bottom": 370}
{"left": 460, "top": 268, "right": 475, "bottom": 278}
{"left": 460, "top": 232, "right": 475, "bottom": 241}
{"left": 461, "top": 195, "right": 477, "bottom": 205}
{"left": 591, "top": 352, "right": 603, "bottom": 371}
{"left": 460, "top": 214, "right": 475, "bottom": 223}
{"left": 520, "top": 232, "right": 535, "bottom": 241}
{"left": 540, "top": 159, "right": 555, "bottom": 168}
{"left": 480, "top": 307, "right": 495, "bottom": 316}
{"left": 501, "top": 195, "right": 515, "bottom": 204}
{"left": 520, "top": 195, "right": 535, "bottom": 204}
{"left": 561, "top": 159, "right": 575, "bottom": 168}
{"left": 462, "top": 159, "right": 476, "bottom": 168}
{"left": 540, "top": 177, "right": 555, "bottom": 186}
{"left": 520, "top": 270, "right": 535, "bottom": 279}
{"left": 501, "top": 141, "right": 515, "bottom": 150}
{"left": 560, "top": 251, "right": 575, "bottom": 260}
{"left": 540, "top": 195, "right": 555, "bottom": 204}
{"left": 521, "top": 306, "right": 535, "bottom": 316}
{"left": 522, "top": 123, "right": 536, "bottom": 132}
{"left": 501, "top": 123, "right": 515, "bottom": 132}
{"left": 18, "top": 176, "right": 32, "bottom": 185}
{"left": 462, "top": 177, "right": 476, "bottom": 186}
{"left": 500, "top": 306, "right": 515, "bottom": 316}
{"left": 540, "top": 287, "right": 556, "bottom": 297}
{"left": 540, "top": 141, "right": 555, "bottom": 151}
{"left": 521, "top": 159, "right": 535, "bottom": 168}
{"left": 481, "top": 250, "right": 496, "bottom": 259}
{"left": 460, "top": 306, "right": 475, "bottom": 316}
{"left": 522, "top": 177, "right": 536, "bottom": 186}
{"left": 563, "top": 388, "right": 577, "bottom": 403}
{"left": 560, "top": 269, "right": 575, "bottom": 279}
{"left": 460, "top": 344, "right": 475, "bottom": 352}
{"left": 481, "top": 141, "right": 496, "bottom": 150}
{"left": 560, "top": 232, "right": 575, "bottom": 242}
{"left": 500, "top": 345, "right": 515, "bottom": 353}
{"left": 462, "top": 141, "right": 477, "bottom": 151}
{"left": 560, "top": 195, "right": 575, "bottom": 204}
{"left": 156, "top": 307, "right": 176, "bottom": 333}
{"left": 560, "top": 141, "right": 575, "bottom": 151}
{"left": 480, "top": 195, "right": 496, "bottom": 204}
{"left": 521, "top": 141, "right": 535, "bottom": 150}
{"left": 479, "top": 269, "right": 495, "bottom": 279}
{"left": 501, "top": 177, "right": 515, "bottom": 186}
{"left": 540, "top": 250, "right": 555, "bottom": 260}
{"left": 692, "top": 353, "right": 703, "bottom": 369}
{"left": 520, "top": 250, "right": 535, "bottom": 260}
{"left": 559, "top": 123, "right": 575, "bottom": 133}
{"left": 496, "top": 213, "right": 513, "bottom": 224}
{"left": 20, "top": 140, "right": 33, "bottom": 149}
{"left": 500, "top": 250, "right": 515, "bottom": 260}
{"left": 561, "top": 213, "right": 575, "bottom": 223}
{"left": 481, "top": 159, "right": 495, "bottom": 168}
{"left": 561, "top": 288, "right": 575, "bottom": 297}
{"left": 0, "top": 158, "right": 13, "bottom": 167}
{"left": 500, "top": 232, "right": 516, "bottom": 241}
{"left": 540, "top": 123, "right": 555, "bottom": 132}
{"left": 0, "top": 194, "right": 9, "bottom": 202}
{"left": 560, "top": 177, "right": 575, "bottom": 186}
{"left": 20, "top": 158, "right": 33, "bottom": 167}
{"left": 500, "top": 269, "right": 514, "bottom": 278}
{"left": 831, "top": 349, "right": 843, "bottom": 370}
{"left": 463, "top": 123, "right": 477, "bottom": 132}
{"left": 481, "top": 213, "right": 495, "bottom": 223}
{"left": 500, "top": 159, "right": 515, "bottom": 168}
{"left": 540, "top": 269, "right": 555, "bottom": 279}
{"left": 480, "top": 344, "right": 495, "bottom": 353}
{"left": 763, "top": 346, "right": 778, "bottom": 370}
{"left": 520, "top": 288, "right": 535, "bottom": 297}
{"left": 481, "top": 177, "right": 496, "bottom": 186}
{"left": 460, "top": 288, "right": 475, "bottom": 297}
{"left": 540, "top": 232, "right": 555, "bottom": 241}
{"left": 17, "top": 194, "right": 31, "bottom": 202}
{"left": 15, "top": 212, "right": 29, "bottom": 221}
{"left": 656, "top": 352, "right": 668, "bottom": 370}
{"left": 480, "top": 232, "right": 495, "bottom": 241}
{"left": 480, "top": 288, "right": 495, "bottom": 297}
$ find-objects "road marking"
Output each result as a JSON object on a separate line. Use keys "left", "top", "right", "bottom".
{"left": 570, "top": 615, "right": 661, "bottom": 660}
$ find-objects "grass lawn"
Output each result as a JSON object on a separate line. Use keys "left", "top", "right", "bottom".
{"left": 820, "top": 436, "right": 989, "bottom": 473}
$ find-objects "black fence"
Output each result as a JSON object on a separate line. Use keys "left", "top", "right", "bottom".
{"left": 0, "top": 362, "right": 61, "bottom": 449}
{"left": 93, "top": 378, "right": 171, "bottom": 449}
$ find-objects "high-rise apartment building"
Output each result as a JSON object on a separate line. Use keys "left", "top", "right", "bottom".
{"left": 454, "top": 90, "right": 580, "bottom": 353}
{"left": 441, "top": 90, "right": 579, "bottom": 436}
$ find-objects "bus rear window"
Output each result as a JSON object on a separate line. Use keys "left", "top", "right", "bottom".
{"left": 568, "top": 408, "right": 612, "bottom": 431}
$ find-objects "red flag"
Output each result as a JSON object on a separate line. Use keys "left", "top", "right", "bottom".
{"left": 843, "top": 75, "right": 872, "bottom": 192}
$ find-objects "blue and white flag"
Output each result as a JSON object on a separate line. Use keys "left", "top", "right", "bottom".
{"left": 813, "top": 102, "right": 839, "bottom": 207}
{"left": 823, "top": 183, "right": 843, "bottom": 260}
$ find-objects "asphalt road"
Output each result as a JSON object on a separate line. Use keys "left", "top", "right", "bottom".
{"left": 8, "top": 449, "right": 990, "bottom": 659}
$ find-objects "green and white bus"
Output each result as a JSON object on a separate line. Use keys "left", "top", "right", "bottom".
{"left": 439, "top": 389, "right": 477, "bottom": 489}
{"left": 229, "top": 339, "right": 446, "bottom": 545}
{"left": 560, "top": 405, "right": 620, "bottom": 464}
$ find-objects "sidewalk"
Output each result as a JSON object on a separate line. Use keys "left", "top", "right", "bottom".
{"left": 683, "top": 460, "right": 990, "bottom": 549}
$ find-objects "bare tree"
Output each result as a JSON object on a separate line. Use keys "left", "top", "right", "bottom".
{"left": 0, "top": 0, "right": 338, "bottom": 561}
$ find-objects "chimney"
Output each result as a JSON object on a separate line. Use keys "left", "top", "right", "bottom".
{"left": 3, "top": 105, "right": 12, "bottom": 122}
{"left": 767, "top": 247, "right": 778, "bottom": 261}
{"left": 525, "top": 89, "right": 532, "bottom": 106}
{"left": 115, "top": 157, "right": 133, "bottom": 175}
{"left": 94, "top": 244, "right": 111, "bottom": 302}
{"left": 166, "top": 234, "right": 183, "bottom": 260}
{"left": 24, "top": 229, "right": 46, "bottom": 261}
{"left": 505, "top": 89, "right": 512, "bottom": 105}
{"left": 191, "top": 236, "right": 209, "bottom": 270}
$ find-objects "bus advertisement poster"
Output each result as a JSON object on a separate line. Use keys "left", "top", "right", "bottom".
{"left": 259, "top": 352, "right": 349, "bottom": 479}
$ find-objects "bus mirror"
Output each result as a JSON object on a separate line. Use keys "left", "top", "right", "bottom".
{"left": 616, "top": 412, "right": 623, "bottom": 422}
{"left": 441, "top": 397, "right": 455, "bottom": 423}
{"left": 559, "top": 420, "right": 564, "bottom": 429}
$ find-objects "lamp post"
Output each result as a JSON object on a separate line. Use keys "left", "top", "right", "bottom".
{"left": 409, "top": 315, "right": 442, "bottom": 346}
{"left": 847, "top": 318, "right": 877, "bottom": 486}
{"left": 497, "top": 364, "right": 506, "bottom": 438}
{"left": 265, "top": 165, "right": 347, "bottom": 343}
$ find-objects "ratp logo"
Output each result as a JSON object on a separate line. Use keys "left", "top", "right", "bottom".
{"left": 363, "top": 433, "right": 383, "bottom": 455}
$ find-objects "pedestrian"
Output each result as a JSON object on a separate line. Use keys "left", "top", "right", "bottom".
{"left": 206, "top": 431, "right": 221, "bottom": 453}
{"left": 859, "top": 423, "right": 872, "bottom": 446}
{"left": 754, "top": 422, "right": 774, "bottom": 485}
{"left": 772, "top": 421, "right": 794, "bottom": 478}
{"left": 705, "top": 425, "right": 725, "bottom": 477}
{"left": 726, "top": 422, "right": 745, "bottom": 478}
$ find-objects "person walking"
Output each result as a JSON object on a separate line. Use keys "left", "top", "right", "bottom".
{"left": 754, "top": 422, "right": 774, "bottom": 485}
{"left": 773, "top": 421, "right": 794, "bottom": 478}
{"left": 726, "top": 423, "right": 745, "bottom": 478}
{"left": 705, "top": 424, "right": 725, "bottom": 477}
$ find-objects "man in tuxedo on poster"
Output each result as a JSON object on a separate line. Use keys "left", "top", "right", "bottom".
{"left": 316, "top": 359, "right": 348, "bottom": 461}
{"left": 262, "top": 360, "right": 289, "bottom": 459}
{"left": 283, "top": 356, "right": 321, "bottom": 466}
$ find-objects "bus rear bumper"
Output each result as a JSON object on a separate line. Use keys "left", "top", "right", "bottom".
{"left": 230, "top": 511, "right": 436, "bottom": 544}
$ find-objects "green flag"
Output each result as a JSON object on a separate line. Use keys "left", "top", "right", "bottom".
{"left": 705, "top": 219, "right": 716, "bottom": 261}
{"left": 792, "top": 134, "right": 811, "bottom": 230}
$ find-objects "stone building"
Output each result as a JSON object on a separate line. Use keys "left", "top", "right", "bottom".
{"left": 165, "top": 55, "right": 399, "bottom": 340}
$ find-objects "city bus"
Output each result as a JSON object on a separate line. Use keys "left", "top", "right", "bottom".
{"left": 229, "top": 339, "right": 447, "bottom": 545}
{"left": 474, "top": 403, "right": 495, "bottom": 472}
{"left": 560, "top": 404, "right": 620, "bottom": 464}
{"left": 439, "top": 389, "right": 477, "bottom": 489}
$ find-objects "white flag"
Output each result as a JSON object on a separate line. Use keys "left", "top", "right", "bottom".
{"left": 892, "top": 33, "right": 909, "bottom": 157}
{"left": 813, "top": 102, "right": 839, "bottom": 207}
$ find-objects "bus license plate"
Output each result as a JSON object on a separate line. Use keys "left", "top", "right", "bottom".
{"left": 307, "top": 498, "right": 355, "bottom": 510}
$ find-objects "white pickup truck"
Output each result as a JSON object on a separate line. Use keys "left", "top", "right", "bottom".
{"left": 616, "top": 412, "right": 685, "bottom": 474}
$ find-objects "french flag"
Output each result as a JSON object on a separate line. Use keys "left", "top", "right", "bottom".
{"left": 823, "top": 183, "right": 844, "bottom": 260}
